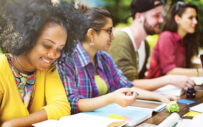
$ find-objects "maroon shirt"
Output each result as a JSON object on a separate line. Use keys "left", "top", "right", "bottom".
{"left": 146, "top": 31, "right": 185, "bottom": 78}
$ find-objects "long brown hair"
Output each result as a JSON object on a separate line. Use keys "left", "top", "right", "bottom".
{"left": 162, "top": 3, "right": 199, "bottom": 68}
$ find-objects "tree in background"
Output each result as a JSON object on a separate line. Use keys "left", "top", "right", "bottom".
{"left": 1, "top": 0, "right": 202, "bottom": 47}
{"left": 103, "top": 0, "right": 131, "bottom": 25}
{"left": 186, "top": 0, "right": 203, "bottom": 47}
{"left": 104, "top": 0, "right": 202, "bottom": 47}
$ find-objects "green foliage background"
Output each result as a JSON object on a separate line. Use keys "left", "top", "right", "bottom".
{"left": 103, "top": 0, "right": 203, "bottom": 47}
{"left": 187, "top": 0, "right": 203, "bottom": 47}
{"left": 0, "top": 0, "right": 202, "bottom": 54}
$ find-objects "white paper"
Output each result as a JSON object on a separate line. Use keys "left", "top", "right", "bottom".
{"left": 176, "top": 114, "right": 203, "bottom": 127}
{"left": 59, "top": 113, "right": 123, "bottom": 127}
{"left": 190, "top": 103, "right": 203, "bottom": 113}
{"left": 190, "top": 77, "right": 203, "bottom": 85}
{"left": 32, "top": 120, "right": 59, "bottom": 127}
{"left": 157, "top": 113, "right": 180, "bottom": 127}
{"left": 189, "top": 113, "right": 203, "bottom": 127}
{"left": 176, "top": 119, "right": 192, "bottom": 127}
{"left": 33, "top": 113, "right": 123, "bottom": 127}
{"left": 154, "top": 85, "right": 184, "bottom": 96}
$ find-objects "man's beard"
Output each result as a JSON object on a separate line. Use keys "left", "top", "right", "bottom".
{"left": 143, "top": 19, "right": 160, "bottom": 35}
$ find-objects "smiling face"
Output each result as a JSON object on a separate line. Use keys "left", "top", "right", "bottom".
{"left": 93, "top": 18, "right": 114, "bottom": 51}
{"left": 176, "top": 7, "right": 198, "bottom": 35}
{"left": 143, "top": 2, "right": 163, "bottom": 35}
{"left": 24, "top": 24, "right": 67, "bottom": 71}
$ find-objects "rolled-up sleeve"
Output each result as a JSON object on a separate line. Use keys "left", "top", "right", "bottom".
{"left": 158, "top": 32, "right": 177, "bottom": 74}
{"left": 43, "top": 64, "right": 71, "bottom": 120}
{"left": 57, "top": 61, "right": 85, "bottom": 114}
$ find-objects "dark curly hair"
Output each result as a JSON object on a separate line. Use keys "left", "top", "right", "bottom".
{"left": 0, "top": 0, "right": 87, "bottom": 57}
{"left": 162, "top": 3, "right": 199, "bottom": 68}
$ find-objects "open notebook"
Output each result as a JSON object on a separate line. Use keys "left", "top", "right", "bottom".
{"left": 33, "top": 103, "right": 156, "bottom": 127}
{"left": 82, "top": 103, "right": 153, "bottom": 126}
{"left": 33, "top": 113, "right": 124, "bottom": 127}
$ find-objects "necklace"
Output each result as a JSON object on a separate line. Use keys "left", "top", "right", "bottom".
{"left": 14, "top": 56, "right": 36, "bottom": 73}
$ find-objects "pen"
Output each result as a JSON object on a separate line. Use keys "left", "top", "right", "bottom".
{"left": 125, "top": 91, "right": 139, "bottom": 96}
{"left": 135, "top": 92, "right": 139, "bottom": 96}
{"left": 130, "top": 91, "right": 139, "bottom": 96}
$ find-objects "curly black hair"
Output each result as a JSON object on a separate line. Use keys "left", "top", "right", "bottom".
{"left": 0, "top": 0, "right": 87, "bottom": 57}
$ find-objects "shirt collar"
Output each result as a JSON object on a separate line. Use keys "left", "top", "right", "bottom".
{"left": 95, "top": 51, "right": 104, "bottom": 70}
{"left": 76, "top": 43, "right": 104, "bottom": 70}
{"left": 76, "top": 42, "right": 92, "bottom": 67}
{"left": 173, "top": 32, "right": 183, "bottom": 43}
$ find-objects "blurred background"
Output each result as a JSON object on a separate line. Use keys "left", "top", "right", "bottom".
{"left": 0, "top": 0, "right": 203, "bottom": 54}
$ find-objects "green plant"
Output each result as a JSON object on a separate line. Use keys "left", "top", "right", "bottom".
{"left": 104, "top": 0, "right": 131, "bottom": 26}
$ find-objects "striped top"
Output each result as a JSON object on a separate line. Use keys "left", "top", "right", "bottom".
{"left": 56, "top": 42, "right": 133, "bottom": 114}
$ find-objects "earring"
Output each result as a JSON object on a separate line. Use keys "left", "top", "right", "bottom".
{"left": 90, "top": 38, "right": 94, "bottom": 46}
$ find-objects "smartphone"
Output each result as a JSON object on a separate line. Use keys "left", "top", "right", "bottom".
{"left": 201, "top": 54, "right": 203, "bottom": 68}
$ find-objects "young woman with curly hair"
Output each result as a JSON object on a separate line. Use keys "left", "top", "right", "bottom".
{"left": 0, "top": 0, "right": 86, "bottom": 126}
{"left": 146, "top": 2, "right": 202, "bottom": 78}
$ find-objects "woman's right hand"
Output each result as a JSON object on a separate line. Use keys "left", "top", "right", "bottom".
{"left": 110, "top": 88, "right": 137, "bottom": 107}
{"left": 166, "top": 75, "right": 195, "bottom": 90}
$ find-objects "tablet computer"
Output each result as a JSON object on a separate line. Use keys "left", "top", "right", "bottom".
{"left": 130, "top": 99, "right": 166, "bottom": 112}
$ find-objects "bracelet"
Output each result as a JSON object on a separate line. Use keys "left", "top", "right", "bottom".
{"left": 196, "top": 68, "right": 199, "bottom": 77}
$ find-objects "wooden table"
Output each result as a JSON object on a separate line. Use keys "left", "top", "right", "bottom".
{"left": 140, "top": 86, "right": 203, "bottom": 126}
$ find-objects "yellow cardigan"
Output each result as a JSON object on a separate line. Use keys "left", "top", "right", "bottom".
{"left": 0, "top": 54, "right": 70, "bottom": 123}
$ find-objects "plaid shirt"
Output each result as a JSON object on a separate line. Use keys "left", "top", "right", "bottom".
{"left": 56, "top": 43, "right": 133, "bottom": 114}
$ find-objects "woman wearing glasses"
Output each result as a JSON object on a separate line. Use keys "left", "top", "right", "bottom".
{"left": 56, "top": 7, "right": 176, "bottom": 114}
{"left": 146, "top": 2, "right": 202, "bottom": 78}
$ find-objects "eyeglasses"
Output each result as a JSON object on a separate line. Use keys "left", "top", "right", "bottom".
{"left": 176, "top": 1, "right": 185, "bottom": 11}
{"left": 100, "top": 27, "right": 114, "bottom": 37}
